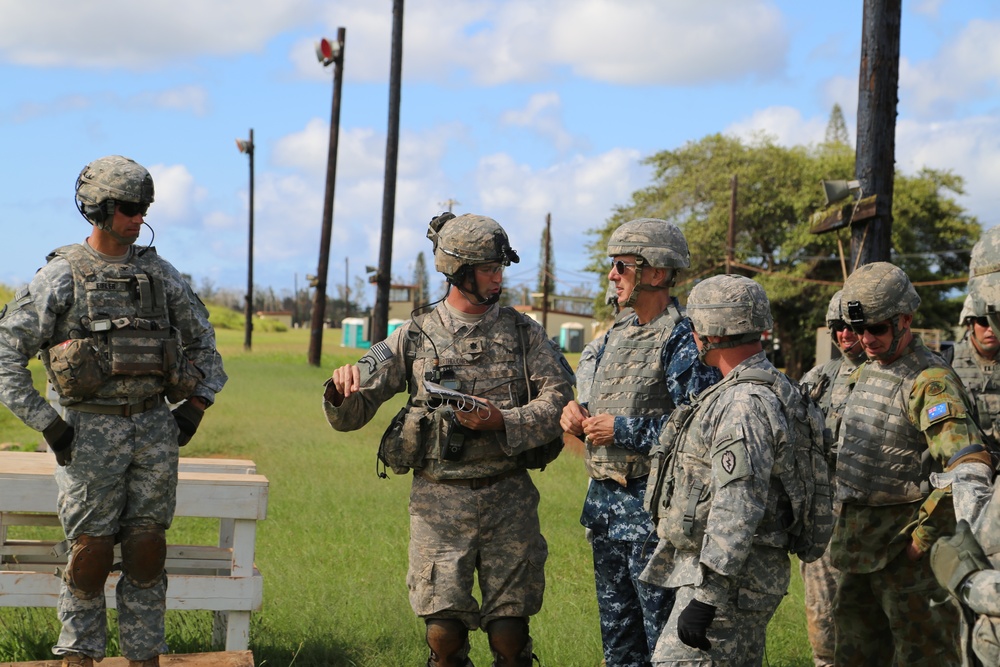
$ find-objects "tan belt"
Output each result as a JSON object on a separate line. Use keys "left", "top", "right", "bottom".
{"left": 418, "top": 468, "right": 522, "bottom": 490}
{"left": 66, "top": 395, "right": 164, "bottom": 417}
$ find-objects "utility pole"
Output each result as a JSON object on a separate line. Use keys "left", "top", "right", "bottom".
{"left": 308, "top": 28, "right": 346, "bottom": 367}
{"left": 235, "top": 130, "right": 254, "bottom": 350}
{"left": 439, "top": 198, "right": 460, "bottom": 213}
{"left": 852, "top": 0, "right": 900, "bottom": 269}
{"left": 542, "top": 213, "right": 551, "bottom": 331}
{"left": 344, "top": 256, "right": 351, "bottom": 319}
{"left": 726, "top": 174, "right": 737, "bottom": 274}
{"left": 371, "top": 0, "right": 405, "bottom": 345}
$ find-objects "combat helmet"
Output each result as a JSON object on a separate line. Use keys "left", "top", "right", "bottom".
{"left": 841, "top": 262, "right": 919, "bottom": 361}
{"left": 968, "top": 226, "right": 1000, "bottom": 338}
{"left": 426, "top": 212, "right": 519, "bottom": 304}
{"left": 826, "top": 290, "right": 845, "bottom": 328}
{"left": 607, "top": 218, "right": 690, "bottom": 307}
{"left": 75, "top": 155, "right": 155, "bottom": 231}
{"left": 686, "top": 274, "right": 772, "bottom": 363}
{"left": 959, "top": 294, "right": 978, "bottom": 326}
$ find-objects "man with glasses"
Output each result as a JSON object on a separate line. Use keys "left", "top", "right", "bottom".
{"left": 560, "top": 218, "right": 719, "bottom": 667}
{"left": 950, "top": 294, "right": 1000, "bottom": 451}
{"left": 831, "top": 261, "right": 981, "bottom": 666}
{"left": 0, "top": 155, "right": 227, "bottom": 667}
{"left": 797, "top": 290, "right": 864, "bottom": 667}
{"left": 325, "top": 213, "right": 574, "bottom": 667}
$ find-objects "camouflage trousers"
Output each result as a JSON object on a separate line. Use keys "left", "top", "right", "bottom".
{"left": 799, "top": 549, "right": 838, "bottom": 667}
{"left": 51, "top": 406, "right": 179, "bottom": 662}
{"left": 834, "top": 549, "right": 962, "bottom": 666}
{"left": 592, "top": 532, "right": 673, "bottom": 667}
{"left": 407, "top": 470, "right": 547, "bottom": 630}
{"left": 650, "top": 580, "right": 781, "bottom": 667}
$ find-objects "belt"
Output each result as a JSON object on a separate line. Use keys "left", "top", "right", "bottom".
{"left": 66, "top": 395, "right": 164, "bottom": 417}
{"left": 420, "top": 468, "right": 522, "bottom": 490}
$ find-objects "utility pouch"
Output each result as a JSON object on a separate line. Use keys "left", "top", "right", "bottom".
{"left": 108, "top": 328, "right": 172, "bottom": 376}
{"left": 378, "top": 406, "right": 429, "bottom": 474}
{"left": 164, "top": 328, "right": 204, "bottom": 403}
{"left": 47, "top": 338, "right": 108, "bottom": 399}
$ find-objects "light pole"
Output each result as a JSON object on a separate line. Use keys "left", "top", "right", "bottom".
{"left": 235, "top": 129, "right": 254, "bottom": 351}
{"left": 308, "top": 28, "right": 346, "bottom": 367}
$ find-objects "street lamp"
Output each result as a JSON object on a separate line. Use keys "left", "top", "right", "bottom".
{"left": 236, "top": 129, "right": 254, "bottom": 351}
{"left": 308, "top": 27, "right": 346, "bottom": 367}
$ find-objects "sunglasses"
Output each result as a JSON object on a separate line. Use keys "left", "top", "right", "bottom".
{"left": 611, "top": 260, "right": 637, "bottom": 275}
{"left": 829, "top": 321, "right": 850, "bottom": 334}
{"left": 116, "top": 201, "right": 149, "bottom": 217}
{"left": 848, "top": 321, "right": 892, "bottom": 336}
{"left": 972, "top": 316, "right": 990, "bottom": 328}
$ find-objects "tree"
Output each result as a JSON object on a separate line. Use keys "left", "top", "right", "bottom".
{"left": 589, "top": 132, "right": 980, "bottom": 378}
{"left": 825, "top": 103, "right": 850, "bottom": 146}
{"left": 412, "top": 252, "right": 431, "bottom": 310}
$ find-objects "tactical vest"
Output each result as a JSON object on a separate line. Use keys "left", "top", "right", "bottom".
{"left": 42, "top": 244, "right": 178, "bottom": 404}
{"left": 951, "top": 337, "right": 1000, "bottom": 440}
{"left": 836, "top": 341, "right": 938, "bottom": 506}
{"left": 403, "top": 306, "right": 534, "bottom": 480}
{"left": 810, "top": 355, "right": 863, "bottom": 440}
{"left": 586, "top": 305, "right": 682, "bottom": 483}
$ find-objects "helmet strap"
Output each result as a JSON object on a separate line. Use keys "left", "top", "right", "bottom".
{"left": 695, "top": 331, "right": 760, "bottom": 365}
{"left": 620, "top": 260, "right": 672, "bottom": 308}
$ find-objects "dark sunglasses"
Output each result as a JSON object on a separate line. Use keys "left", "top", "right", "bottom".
{"left": 972, "top": 316, "right": 990, "bottom": 328}
{"left": 829, "top": 321, "right": 850, "bottom": 333}
{"left": 849, "top": 321, "right": 892, "bottom": 336}
{"left": 611, "top": 259, "right": 637, "bottom": 275}
{"left": 116, "top": 201, "right": 149, "bottom": 217}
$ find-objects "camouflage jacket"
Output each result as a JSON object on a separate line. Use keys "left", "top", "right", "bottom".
{"left": 951, "top": 336, "right": 1000, "bottom": 441}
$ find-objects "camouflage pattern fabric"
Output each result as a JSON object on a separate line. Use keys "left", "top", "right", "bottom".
{"left": 575, "top": 335, "right": 603, "bottom": 406}
{"left": 0, "top": 243, "right": 225, "bottom": 661}
{"left": 580, "top": 301, "right": 719, "bottom": 667}
{"left": 324, "top": 300, "right": 572, "bottom": 632}
{"left": 830, "top": 337, "right": 980, "bottom": 665}
{"left": 640, "top": 352, "right": 791, "bottom": 663}
{"left": 951, "top": 336, "right": 1000, "bottom": 442}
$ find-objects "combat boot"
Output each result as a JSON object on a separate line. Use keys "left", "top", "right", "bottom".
{"left": 128, "top": 657, "right": 160, "bottom": 667}
{"left": 60, "top": 654, "right": 94, "bottom": 667}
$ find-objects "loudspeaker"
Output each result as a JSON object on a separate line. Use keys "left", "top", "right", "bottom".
{"left": 821, "top": 179, "right": 861, "bottom": 205}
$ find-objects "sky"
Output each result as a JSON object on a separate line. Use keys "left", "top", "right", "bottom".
{"left": 2, "top": 0, "right": 1000, "bottom": 308}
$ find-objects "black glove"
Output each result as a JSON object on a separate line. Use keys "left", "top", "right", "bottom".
{"left": 172, "top": 400, "right": 204, "bottom": 447}
{"left": 43, "top": 417, "right": 74, "bottom": 467}
{"left": 677, "top": 598, "right": 716, "bottom": 651}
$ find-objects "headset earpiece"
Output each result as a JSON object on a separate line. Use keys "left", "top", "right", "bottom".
{"left": 78, "top": 199, "right": 115, "bottom": 230}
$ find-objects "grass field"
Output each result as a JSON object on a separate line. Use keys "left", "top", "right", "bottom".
{"left": 0, "top": 325, "right": 813, "bottom": 666}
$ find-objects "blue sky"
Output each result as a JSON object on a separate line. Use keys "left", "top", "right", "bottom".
{"left": 2, "top": 0, "right": 999, "bottom": 307}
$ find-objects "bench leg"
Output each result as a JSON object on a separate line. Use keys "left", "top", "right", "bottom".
{"left": 213, "top": 610, "right": 251, "bottom": 651}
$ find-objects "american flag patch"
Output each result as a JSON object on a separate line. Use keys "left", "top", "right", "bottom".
{"left": 369, "top": 340, "right": 393, "bottom": 363}
{"left": 927, "top": 403, "right": 948, "bottom": 421}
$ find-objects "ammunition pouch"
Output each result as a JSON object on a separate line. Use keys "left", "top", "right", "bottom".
{"left": 47, "top": 338, "right": 108, "bottom": 399}
{"left": 164, "top": 328, "right": 204, "bottom": 403}
{"left": 521, "top": 437, "right": 564, "bottom": 471}
{"left": 378, "top": 405, "right": 431, "bottom": 474}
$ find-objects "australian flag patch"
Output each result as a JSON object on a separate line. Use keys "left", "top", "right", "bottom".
{"left": 926, "top": 402, "right": 948, "bottom": 422}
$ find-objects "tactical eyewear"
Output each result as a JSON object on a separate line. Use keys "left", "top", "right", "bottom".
{"left": 474, "top": 263, "right": 504, "bottom": 276}
{"left": 848, "top": 321, "right": 892, "bottom": 336}
{"left": 829, "top": 321, "right": 850, "bottom": 334}
{"left": 116, "top": 201, "right": 149, "bottom": 217}
{"left": 611, "top": 260, "right": 637, "bottom": 275}
{"left": 973, "top": 316, "right": 990, "bottom": 328}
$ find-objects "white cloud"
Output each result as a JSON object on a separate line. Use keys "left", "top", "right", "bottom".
{"left": 499, "top": 92, "right": 580, "bottom": 152}
{"left": 725, "top": 106, "right": 827, "bottom": 147}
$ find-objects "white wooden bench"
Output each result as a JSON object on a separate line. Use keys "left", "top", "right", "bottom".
{"left": 0, "top": 451, "right": 268, "bottom": 651}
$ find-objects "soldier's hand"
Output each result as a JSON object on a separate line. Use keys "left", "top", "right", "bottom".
{"left": 582, "top": 413, "right": 615, "bottom": 447}
{"left": 559, "top": 400, "right": 588, "bottom": 436}
{"left": 930, "top": 519, "right": 991, "bottom": 598}
{"left": 329, "top": 364, "right": 361, "bottom": 404}
{"left": 42, "top": 416, "right": 74, "bottom": 467}
{"left": 172, "top": 400, "right": 205, "bottom": 447}
{"left": 453, "top": 398, "right": 504, "bottom": 431}
{"left": 677, "top": 598, "right": 716, "bottom": 651}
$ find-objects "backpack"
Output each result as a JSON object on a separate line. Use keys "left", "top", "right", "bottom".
{"left": 736, "top": 367, "right": 835, "bottom": 563}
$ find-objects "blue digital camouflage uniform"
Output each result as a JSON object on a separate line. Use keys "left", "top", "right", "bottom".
{"left": 640, "top": 351, "right": 794, "bottom": 666}
{"left": 831, "top": 337, "right": 980, "bottom": 666}
{"left": 0, "top": 242, "right": 226, "bottom": 662}
{"left": 324, "top": 301, "right": 573, "bottom": 663}
{"left": 581, "top": 302, "right": 720, "bottom": 667}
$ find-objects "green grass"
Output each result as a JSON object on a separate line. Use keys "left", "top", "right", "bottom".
{"left": 0, "top": 326, "right": 812, "bottom": 666}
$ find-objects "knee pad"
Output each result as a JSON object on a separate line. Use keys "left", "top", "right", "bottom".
{"left": 120, "top": 524, "right": 166, "bottom": 589}
{"left": 426, "top": 618, "right": 470, "bottom": 667}
{"left": 487, "top": 617, "right": 532, "bottom": 666}
{"left": 66, "top": 534, "right": 115, "bottom": 600}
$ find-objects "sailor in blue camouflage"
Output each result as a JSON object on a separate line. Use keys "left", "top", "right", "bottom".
{"left": 561, "top": 219, "right": 720, "bottom": 667}
{"left": 0, "top": 156, "right": 226, "bottom": 667}
{"left": 324, "top": 213, "right": 573, "bottom": 667}
{"left": 796, "top": 290, "right": 863, "bottom": 667}
{"left": 639, "top": 274, "right": 796, "bottom": 667}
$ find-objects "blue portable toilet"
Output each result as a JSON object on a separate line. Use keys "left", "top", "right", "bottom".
{"left": 387, "top": 319, "right": 405, "bottom": 336}
{"left": 559, "top": 322, "right": 585, "bottom": 353}
{"left": 341, "top": 317, "right": 370, "bottom": 349}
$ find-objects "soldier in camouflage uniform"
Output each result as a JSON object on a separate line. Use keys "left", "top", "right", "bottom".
{"left": 560, "top": 219, "right": 719, "bottom": 667}
{"left": 951, "top": 293, "right": 1000, "bottom": 449}
{"left": 0, "top": 156, "right": 227, "bottom": 667}
{"left": 830, "top": 261, "right": 981, "bottom": 666}
{"left": 639, "top": 274, "right": 797, "bottom": 666}
{"left": 797, "top": 290, "right": 864, "bottom": 667}
{"left": 324, "top": 213, "right": 573, "bottom": 667}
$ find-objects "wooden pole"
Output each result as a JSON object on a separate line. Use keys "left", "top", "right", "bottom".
{"left": 726, "top": 174, "right": 737, "bottom": 273}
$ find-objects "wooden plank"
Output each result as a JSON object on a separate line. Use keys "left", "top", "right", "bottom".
{"left": 0, "top": 650, "right": 254, "bottom": 667}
